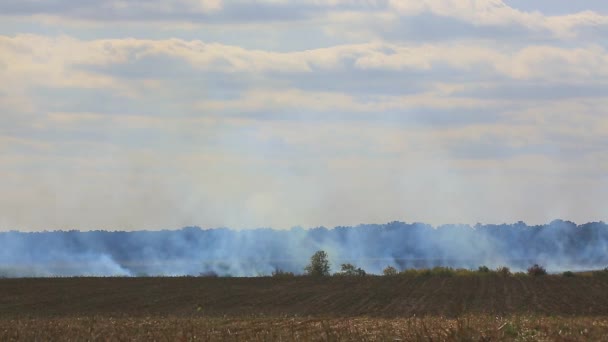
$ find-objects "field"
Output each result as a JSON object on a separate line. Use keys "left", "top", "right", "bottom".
{"left": 2, "top": 275, "right": 608, "bottom": 340}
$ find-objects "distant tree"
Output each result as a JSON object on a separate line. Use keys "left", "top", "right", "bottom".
{"left": 477, "top": 266, "right": 490, "bottom": 273}
{"left": 383, "top": 266, "right": 398, "bottom": 276}
{"left": 527, "top": 264, "right": 547, "bottom": 276}
{"left": 304, "top": 250, "right": 331, "bottom": 277}
{"left": 496, "top": 266, "right": 511, "bottom": 277}
{"left": 337, "top": 263, "right": 366, "bottom": 276}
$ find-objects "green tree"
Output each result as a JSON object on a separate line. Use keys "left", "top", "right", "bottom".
{"left": 304, "top": 250, "right": 331, "bottom": 276}
{"left": 338, "top": 263, "right": 366, "bottom": 276}
{"left": 477, "top": 265, "right": 490, "bottom": 273}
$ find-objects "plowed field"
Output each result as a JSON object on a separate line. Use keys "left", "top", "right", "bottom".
{"left": 1, "top": 275, "right": 607, "bottom": 318}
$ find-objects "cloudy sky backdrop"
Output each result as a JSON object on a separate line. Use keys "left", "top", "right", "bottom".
{"left": 1, "top": 0, "right": 608, "bottom": 230}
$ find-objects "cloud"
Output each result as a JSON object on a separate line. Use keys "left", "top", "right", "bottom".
{"left": 386, "top": 0, "right": 608, "bottom": 39}
{"left": 0, "top": 0, "right": 223, "bottom": 17}
{"left": 3, "top": 34, "right": 608, "bottom": 98}
{"left": 2, "top": 1, "right": 608, "bottom": 230}
{"left": 3, "top": 0, "right": 608, "bottom": 44}
{"left": 196, "top": 87, "right": 506, "bottom": 123}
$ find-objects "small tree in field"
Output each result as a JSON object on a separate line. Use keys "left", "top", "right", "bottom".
{"left": 496, "top": 266, "right": 511, "bottom": 277}
{"left": 527, "top": 264, "right": 547, "bottom": 276}
{"left": 562, "top": 271, "right": 575, "bottom": 277}
{"left": 477, "top": 265, "right": 490, "bottom": 273}
{"left": 383, "top": 266, "right": 398, "bottom": 276}
{"left": 338, "top": 263, "right": 366, "bottom": 276}
{"left": 304, "top": 250, "right": 331, "bottom": 277}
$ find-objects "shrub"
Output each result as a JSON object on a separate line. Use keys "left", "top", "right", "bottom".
{"left": 383, "top": 266, "right": 398, "bottom": 276}
{"left": 477, "top": 266, "right": 490, "bottom": 273}
{"left": 592, "top": 267, "right": 608, "bottom": 278}
{"left": 398, "top": 267, "right": 482, "bottom": 277}
{"left": 527, "top": 264, "right": 547, "bottom": 276}
{"left": 430, "top": 267, "right": 455, "bottom": 277}
{"left": 562, "top": 271, "right": 575, "bottom": 277}
{"left": 496, "top": 266, "right": 511, "bottom": 277}
{"left": 419, "top": 269, "right": 433, "bottom": 277}
{"left": 272, "top": 268, "right": 295, "bottom": 278}
{"left": 399, "top": 269, "right": 423, "bottom": 277}
{"left": 454, "top": 268, "right": 475, "bottom": 276}
{"left": 304, "top": 250, "right": 331, "bottom": 277}
{"left": 336, "top": 263, "right": 366, "bottom": 276}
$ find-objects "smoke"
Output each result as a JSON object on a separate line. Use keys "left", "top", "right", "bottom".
{"left": 1, "top": 220, "right": 607, "bottom": 277}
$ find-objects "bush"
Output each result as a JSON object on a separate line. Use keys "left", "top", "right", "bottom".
{"left": 304, "top": 250, "right": 331, "bottom": 277}
{"left": 592, "top": 267, "right": 608, "bottom": 278}
{"left": 454, "top": 268, "right": 475, "bottom": 276}
{"left": 496, "top": 266, "right": 511, "bottom": 277}
{"left": 477, "top": 266, "right": 490, "bottom": 273}
{"left": 272, "top": 268, "right": 295, "bottom": 278}
{"left": 419, "top": 269, "right": 433, "bottom": 277}
{"left": 430, "top": 267, "right": 455, "bottom": 277}
{"left": 336, "top": 263, "right": 366, "bottom": 276}
{"left": 562, "top": 271, "right": 575, "bottom": 277}
{"left": 383, "top": 266, "right": 398, "bottom": 276}
{"left": 399, "top": 267, "right": 473, "bottom": 277}
{"left": 399, "top": 269, "right": 423, "bottom": 277}
{"left": 527, "top": 264, "right": 547, "bottom": 276}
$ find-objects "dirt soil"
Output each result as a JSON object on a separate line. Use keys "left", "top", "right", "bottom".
{"left": 1, "top": 275, "right": 608, "bottom": 319}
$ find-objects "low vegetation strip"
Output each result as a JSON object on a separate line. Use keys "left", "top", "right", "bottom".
{"left": 1, "top": 275, "right": 608, "bottom": 319}
{"left": 3, "top": 220, "right": 608, "bottom": 277}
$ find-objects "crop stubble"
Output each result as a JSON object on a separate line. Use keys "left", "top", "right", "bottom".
{"left": 1, "top": 275, "right": 608, "bottom": 340}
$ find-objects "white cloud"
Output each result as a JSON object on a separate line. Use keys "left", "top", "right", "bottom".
{"left": 3, "top": 34, "right": 608, "bottom": 92}
{"left": 387, "top": 0, "right": 608, "bottom": 38}
{"left": 2, "top": 1, "right": 608, "bottom": 229}
{"left": 3, "top": 0, "right": 608, "bottom": 43}
{"left": 389, "top": 0, "right": 543, "bottom": 26}
{"left": 197, "top": 86, "right": 503, "bottom": 117}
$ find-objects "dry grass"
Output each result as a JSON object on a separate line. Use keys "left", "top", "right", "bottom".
{"left": 2, "top": 315, "right": 608, "bottom": 341}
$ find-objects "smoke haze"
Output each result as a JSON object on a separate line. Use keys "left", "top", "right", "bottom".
{"left": 1, "top": 220, "right": 607, "bottom": 277}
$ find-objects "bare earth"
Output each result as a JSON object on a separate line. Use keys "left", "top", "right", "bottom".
{"left": 1, "top": 275, "right": 608, "bottom": 340}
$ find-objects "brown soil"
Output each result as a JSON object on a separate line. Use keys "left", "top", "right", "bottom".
{"left": 1, "top": 275, "right": 607, "bottom": 319}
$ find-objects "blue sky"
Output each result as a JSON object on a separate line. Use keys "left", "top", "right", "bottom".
{"left": 1, "top": 0, "right": 608, "bottom": 230}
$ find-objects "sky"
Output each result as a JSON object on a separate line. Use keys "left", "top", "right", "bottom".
{"left": 1, "top": 0, "right": 607, "bottom": 231}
